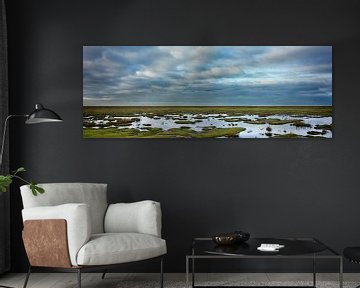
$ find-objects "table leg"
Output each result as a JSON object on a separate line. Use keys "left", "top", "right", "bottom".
{"left": 192, "top": 246, "right": 195, "bottom": 288}
{"left": 186, "top": 257, "right": 189, "bottom": 288}
{"left": 313, "top": 254, "right": 316, "bottom": 287}
{"left": 192, "top": 257, "right": 195, "bottom": 288}
{"left": 339, "top": 257, "right": 343, "bottom": 288}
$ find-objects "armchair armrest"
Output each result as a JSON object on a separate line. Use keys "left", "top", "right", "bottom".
{"left": 104, "top": 200, "right": 162, "bottom": 237}
{"left": 22, "top": 203, "right": 91, "bottom": 266}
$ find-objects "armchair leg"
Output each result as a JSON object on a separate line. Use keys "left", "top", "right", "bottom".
{"left": 77, "top": 269, "right": 81, "bottom": 288}
{"left": 23, "top": 266, "right": 31, "bottom": 288}
{"left": 160, "top": 257, "right": 164, "bottom": 288}
{"left": 101, "top": 270, "right": 107, "bottom": 279}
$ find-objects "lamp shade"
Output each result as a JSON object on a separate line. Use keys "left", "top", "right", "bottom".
{"left": 25, "top": 104, "right": 63, "bottom": 124}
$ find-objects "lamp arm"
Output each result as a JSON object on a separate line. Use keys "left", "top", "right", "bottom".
{"left": 0, "top": 114, "right": 28, "bottom": 169}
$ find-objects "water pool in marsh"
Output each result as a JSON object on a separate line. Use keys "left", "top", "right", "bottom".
{"left": 83, "top": 113, "right": 332, "bottom": 138}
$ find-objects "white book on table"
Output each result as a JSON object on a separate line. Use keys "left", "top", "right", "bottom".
{"left": 257, "top": 243, "right": 285, "bottom": 251}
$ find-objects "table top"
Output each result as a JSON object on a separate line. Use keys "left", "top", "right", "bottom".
{"left": 189, "top": 237, "right": 340, "bottom": 258}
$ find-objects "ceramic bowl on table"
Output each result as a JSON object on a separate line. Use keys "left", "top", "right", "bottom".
{"left": 212, "top": 233, "right": 238, "bottom": 245}
{"left": 212, "top": 231, "right": 250, "bottom": 245}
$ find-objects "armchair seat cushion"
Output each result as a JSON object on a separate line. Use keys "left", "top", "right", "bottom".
{"left": 76, "top": 233, "right": 167, "bottom": 266}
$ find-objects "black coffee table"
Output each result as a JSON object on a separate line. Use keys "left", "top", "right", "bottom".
{"left": 186, "top": 237, "right": 342, "bottom": 288}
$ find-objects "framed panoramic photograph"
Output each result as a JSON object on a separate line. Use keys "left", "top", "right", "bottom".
{"left": 83, "top": 46, "right": 332, "bottom": 138}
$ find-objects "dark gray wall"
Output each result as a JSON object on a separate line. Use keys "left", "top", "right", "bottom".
{"left": 6, "top": 0, "right": 360, "bottom": 273}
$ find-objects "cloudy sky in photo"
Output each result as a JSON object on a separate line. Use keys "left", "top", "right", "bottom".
{"left": 83, "top": 46, "right": 332, "bottom": 106}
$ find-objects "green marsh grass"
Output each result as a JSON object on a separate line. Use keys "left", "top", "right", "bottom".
{"left": 83, "top": 127, "right": 245, "bottom": 139}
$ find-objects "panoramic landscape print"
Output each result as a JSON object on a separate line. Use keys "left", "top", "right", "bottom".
{"left": 83, "top": 46, "right": 332, "bottom": 138}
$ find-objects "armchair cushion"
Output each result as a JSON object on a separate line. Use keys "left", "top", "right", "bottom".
{"left": 22, "top": 203, "right": 91, "bottom": 266}
{"left": 21, "top": 183, "right": 108, "bottom": 234}
{"left": 76, "top": 233, "right": 167, "bottom": 266}
{"left": 104, "top": 201, "right": 162, "bottom": 237}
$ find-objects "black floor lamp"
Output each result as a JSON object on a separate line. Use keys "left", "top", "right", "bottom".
{"left": 0, "top": 103, "right": 62, "bottom": 288}
{"left": 0, "top": 103, "right": 63, "bottom": 167}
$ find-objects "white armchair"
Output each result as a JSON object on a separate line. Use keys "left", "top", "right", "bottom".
{"left": 20, "top": 183, "right": 166, "bottom": 288}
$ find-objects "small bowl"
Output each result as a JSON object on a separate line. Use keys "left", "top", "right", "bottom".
{"left": 212, "top": 234, "right": 237, "bottom": 245}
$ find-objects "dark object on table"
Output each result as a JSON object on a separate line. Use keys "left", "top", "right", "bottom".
{"left": 233, "top": 230, "right": 250, "bottom": 242}
{"left": 343, "top": 246, "right": 360, "bottom": 287}
{"left": 212, "top": 230, "right": 250, "bottom": 245}
{"left": 344, "top": 246, "right": 360, "bottom": 263}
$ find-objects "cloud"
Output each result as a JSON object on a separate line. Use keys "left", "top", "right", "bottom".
{"left": 83, "top": 46, "right": 332, "bottom": 106}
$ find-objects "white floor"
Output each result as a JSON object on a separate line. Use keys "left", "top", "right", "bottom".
{"left": 0, "top": 273, "right": 359, "bottom": 288}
